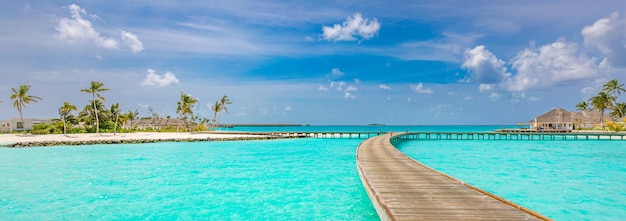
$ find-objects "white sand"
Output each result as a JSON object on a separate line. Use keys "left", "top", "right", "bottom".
{"left": 0, "top": 132, "right": 264, "bottom": 145}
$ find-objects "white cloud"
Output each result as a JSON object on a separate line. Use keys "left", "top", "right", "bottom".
{"left": 329, "top": 68, "right": 344, "bottom": 78}
{"left": 478, "top": 84, "right": 495, "bottom": 93}
{"left": 353, "top": 78, "right": 361, "bottom": 84}
{"left": 581, "top": 12, "right": 626, "bottom": 68}
{"left": 379, "top": 84, "right": 391, "bottom": 90}
{"left": 56, "top": 4, "right": 119, "bottom": 50}
{"left": 344, "top": 92, "right": 356, "bottom": 99}
{"left": 345, "top": 85, "right": 358, "bottom": 92}
{"left": 141, "top": 69, "right": 180, "bottom": 87}
{"left": 330, "top": 81, "right": 346, "bottom": 91}
{"left": 489, "top": 93, "right": 501, "bottom": 100}
{"left": 462, "top": 45, "right": 509, "bottom": 83}
{"left": 464, "top": 96, "right": 473, "bottom": 100}
{"left": 317, "top": 85, "right": 328, "bottom": 91}
{"left": 581, "top": 86, "right": 595, "bottom": 94}
{"left": 120, "top": 31, "right": 144, "bottom": 53}
{"left": 505, "top": 39, "right": 600, "bottom": 91}
{"left": 322, "top": 13, "right": 380, "bottom": 42}
{"left": 284, "top": 106, "right": 293, "bottom": 111}
{"left": 410, "top": 83, "right": 434, "bottom": 94}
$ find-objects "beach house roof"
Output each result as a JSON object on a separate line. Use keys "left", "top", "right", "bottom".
{"left": 530, "top": 107, "right": 575, "bottom": 123}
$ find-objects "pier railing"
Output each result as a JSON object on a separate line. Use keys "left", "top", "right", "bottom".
{"left": 391, "top": 131, "right": 626, "bottom": 142}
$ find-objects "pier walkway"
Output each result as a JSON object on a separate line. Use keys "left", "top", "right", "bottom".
{"left": 356, "top": 133, "right": 551, "bottom": 220}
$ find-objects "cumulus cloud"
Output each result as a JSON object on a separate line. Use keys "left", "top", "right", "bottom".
{"left": 379, "top": 84, "right": 391, "bottom": 90}
{"left": 284, "top": 106, "right": 293, "bottom": 111}
{"left": 505, "top": 39, "right": 600, "bottom": 91}
{"left": 322, "top": 13, "right": 380, "bottom": 42}
{"left": 56, "top": 4, "right": 144, "bottom": 53}
{"left": 463, "top": 39, "right": 601, "bottom": 93}
{"left": 410, "top": 83, "right": 434, "bottom": 94}
{"left": 317, "top": 85, "right": 328, "bottom": 91}
{"left": 121, "top": 31, "right": 144, "bottom": 53}
{"left": 581, "top": 12, "right": 626, "bottom": 68}
{"left": 56, "top": 4, "right": 118, "bottom": 50}
{"left": 462, "top": 45, "right": 509, "bottom": 83}
{"left": 141, "top": 69, "right": 180, "bottom": 87}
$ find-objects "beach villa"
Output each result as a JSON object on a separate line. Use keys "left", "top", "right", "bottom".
{"left": 0, "top": 118, "right": 54, "bottom": 133}
{"left": 529, "top": 107, "right": 607, "bottom": 130}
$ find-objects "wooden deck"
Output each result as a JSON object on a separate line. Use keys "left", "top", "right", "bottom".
{"left": 356, "top": 133, "right": 552, "bottom": 221}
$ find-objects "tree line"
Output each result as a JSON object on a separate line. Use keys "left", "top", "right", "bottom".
{"left": 4, "top": 81, "right": 232, "bottom": 135}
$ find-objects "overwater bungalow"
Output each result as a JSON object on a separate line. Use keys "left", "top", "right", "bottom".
{"left": 529, "top": 108, "right": 607, "bottom": 130}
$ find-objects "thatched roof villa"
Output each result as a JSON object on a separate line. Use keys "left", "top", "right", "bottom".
{"left": 529, "top": 108, "right": 608, "bottom": 130}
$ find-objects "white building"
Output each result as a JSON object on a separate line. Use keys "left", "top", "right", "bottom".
{"left": 0, "top": 118, "right": 54, "bottom": 133}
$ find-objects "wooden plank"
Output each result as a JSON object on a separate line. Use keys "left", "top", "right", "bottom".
{"left": 356, "top": 133, "right": 552, "bottom": 221}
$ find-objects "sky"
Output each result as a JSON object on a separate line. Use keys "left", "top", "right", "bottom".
{"left": 1, "top": 1, "right": 626, "bottom": 125}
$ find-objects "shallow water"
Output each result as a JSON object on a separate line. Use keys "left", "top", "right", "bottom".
{"left": 397, "top": 140, "right": 626, "bottom": 220}
{"left": 0, "top": 139, "right": 378, "bottom": 220}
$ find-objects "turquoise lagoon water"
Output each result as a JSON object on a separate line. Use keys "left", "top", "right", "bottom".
{"left": 0, "top": 139, "right": 377, "bottom": 220}
{"left": 397, "top": 139, "right": 626, "bottom": 220}
{"left": 1, "top": 125, "right": 624, "bottom": 220}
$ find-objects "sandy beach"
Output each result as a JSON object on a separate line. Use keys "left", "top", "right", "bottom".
{"left": 0, "top": 132, "right": 267, "bottom": 146}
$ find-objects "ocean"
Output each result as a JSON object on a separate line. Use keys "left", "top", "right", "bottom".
{"left": 1, "top": 125, "right": 624, "bottom": 220}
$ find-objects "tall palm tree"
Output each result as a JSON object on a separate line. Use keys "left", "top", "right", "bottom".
{"left": 575, "top": 101, "right": 589, "bottom": 111}
{"left": 10, "top": 85, "right": 42, "bottom": 135}
{"left": 591, "top": 92, "right": 613, "bottom": 128}
{"left": 81, "top": 81, "right": 109, "bottom": 134}
{"left": 58, "top": 102, "right": 77, "bottom": 136}
{"left": 111, "top": 103, "right": 121, "bottom": 135}
{"left": 176, "top": 91, "right": 198, "bottom": 131}
{"left": 210, "top": 101, "right": 222, "bottom": 130}
{"left": 603, "top": 79, "right": 625, "bottom": 98}
{"left": 216, "top": 95, "right": 233, "bottom": 128}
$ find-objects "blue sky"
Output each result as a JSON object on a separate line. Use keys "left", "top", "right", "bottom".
{"left": 1, "top": 1, "right": 626, "bottom": 125}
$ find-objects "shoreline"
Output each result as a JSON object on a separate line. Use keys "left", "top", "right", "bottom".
{"left": 0, "top": 132, "right": 285, "bottom": 147}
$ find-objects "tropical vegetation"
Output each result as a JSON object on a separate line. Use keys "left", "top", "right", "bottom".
{"left": 3, "top": 82, "right": 233, "bottom": 134}
{"left": 577, "top": 79, "right": 626, "bottom": 131}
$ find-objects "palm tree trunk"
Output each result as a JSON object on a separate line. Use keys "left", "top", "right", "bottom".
{"left": 62, "top": 116, "right": 67, "bottom": 136}
{"left": 18, "top": 104, "right": 25, "bottom": 135}
{"left": 114, "top": 113, "right": 118, "bottom": 135}
{"left": 92, "top": 96, "right": 100, "bottom": 135}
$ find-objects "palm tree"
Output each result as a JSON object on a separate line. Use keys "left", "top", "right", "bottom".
{"left": 10, "top": 85, "right": 43, "bottom": 135}
{"left": 176, "top": 91, "right": 198, "bottom": 132}
{"left": 591, "top": 92, "right": 613, "bottom": 128}
{"left": 611, "top": 102, "right": 626, "bottom": 120}
{"left": 603, "top": 79, "right": 625, "bottom": 98}
{"left": 216, "top": 95, "right": 233, "bottom": 128}
{"left": 111, "top": 103, "right": 121, "bottom": 135}
{"left": 58, "top": 102, "right": 77, "bottom": 136}
{"left": 81, "top": 81, "right": 109, "bottom": 134}
{"left": 210, "top": 101, "right": 222, "bottom": 130}
{"left": 576, "top": 101, "right": 590, "bottom": 111}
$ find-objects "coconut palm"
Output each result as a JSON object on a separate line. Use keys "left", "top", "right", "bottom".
{"left": 176, "top": 91, "right": 198, "bottom": 131}
{"left": 575, "top": 101, "right": 590, "bottom": 111}
{"left": 591, "top": 92, "right": 613, "bottom": 128}
{"left": 111, "top": 103, "right": 121, "bottom": 135}
{"left": 210, "top": 101, "right": 222, "bottom": 130}
{"left": 216, "top": 95, "right": 233, "bottom": 128}
{"left": 603, "top": 79, "right": 625, "bottom": 98}
{"left": 611, "top": 102, "right": 626, "bottom": 120}
{"left": 10, "top": 85, "right": 43, "bottom": 135}
{"left": 58, "top": 102, "right": 77, "bottom": 136}
{"left": 81, "top": 81, "right": 109, "bottom": 134}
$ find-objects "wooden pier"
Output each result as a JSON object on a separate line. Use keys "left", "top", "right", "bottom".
{"left": 356, "top": 133, "right": 551, "bottom": 220}
{"left": 394, "top": 131, "right": 626, "bottom": 141}
{"left": 198, "top": 131, "right": 385, "bottom": 139}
